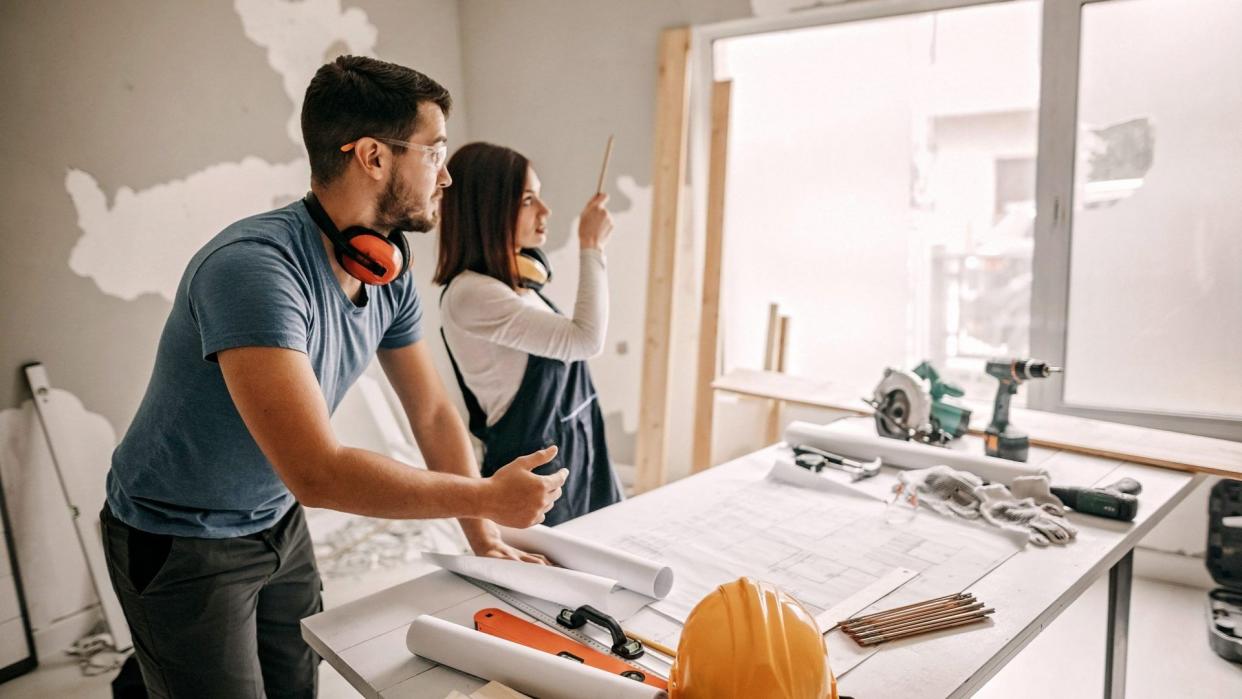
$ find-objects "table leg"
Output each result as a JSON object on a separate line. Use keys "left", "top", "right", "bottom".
{"left": 1104, "top": 549, "right": 1133, "bottom": 699}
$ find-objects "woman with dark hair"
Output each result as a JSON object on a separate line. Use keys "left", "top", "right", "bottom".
{"left": 435, "top": 142, "right": 621, "bottom": 526}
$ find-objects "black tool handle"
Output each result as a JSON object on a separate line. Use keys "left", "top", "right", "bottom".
{"left": 556, "top": 605, "right": 644, "bottom": 659}
{"left": 792, "top": 443, "right": 851, "bottom": 466}
{"left": 795, "top": 453, "right": 826, "bottom": 472}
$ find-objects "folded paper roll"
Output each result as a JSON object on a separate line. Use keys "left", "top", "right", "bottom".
{"left": 423, "top": 552, "right": 653, "bottom": 619}
{"left": 499, "top": 524, "right": 674, "bottom": 599}
{"left": 424, "top": 525, "right": 674, "bottom": 619}
{"left": 784, "top": 421, "right": 1048, "bottom": 485}
{"left": 407, "top": 615, "right": 668, "bottom": 699}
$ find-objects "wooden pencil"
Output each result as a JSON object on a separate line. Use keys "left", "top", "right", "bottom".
{"left": 596, "top": 135, "right": 615, "bottom": 195}
{"left": 829, "top": 593, "right": 970, "bottom": 632}
{"left": 846, "top": 605, "right": 990, "bottom": 640}
{"left": 855, "top": 611, "right": 993, "bottom": 646}
{"left": 625, "top": 630, "right": 676, "bottom": 658}
{"left": 842, "top": 600, "right": 983, "bottom": 632}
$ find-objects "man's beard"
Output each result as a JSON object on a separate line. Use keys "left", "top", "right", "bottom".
{"left": 375, "top": 171, "right": 438, "bottom": 233}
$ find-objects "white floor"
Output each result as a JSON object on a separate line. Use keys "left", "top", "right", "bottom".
{"left": 4, "top": 570, "right": 1240, "bottom": 698}
{"left": 974, "top": 575, "right": 1242, "bottom": 699}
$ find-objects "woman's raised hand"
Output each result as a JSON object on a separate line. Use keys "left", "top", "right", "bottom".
{"left": 577, "top": 192, "right": 613, "bottom": 251}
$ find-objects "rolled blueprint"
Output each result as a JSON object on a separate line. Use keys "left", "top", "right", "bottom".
{"left": 784, "top": 421, "right": 1048, "bottom": 485}
{"left": 499, "top": 524, "right": 674, "bottom": 599}
{"left": 423, "top": 551, "right": 652, "bottom": 618}
{"left": 406, "top": 615, "right": 667, "bottom": 699}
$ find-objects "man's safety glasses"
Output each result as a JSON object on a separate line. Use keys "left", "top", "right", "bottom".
{"left": 340, "top": 137, "right": 448, "bottom": 169}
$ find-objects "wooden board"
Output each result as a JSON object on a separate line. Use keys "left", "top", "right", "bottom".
{"left": 712, "top": 368, "right": 1242, "bottom": 478}
{"left": 999, "top": 409, "right": 1242, "bottom": 479}
{"left": 713, "top": 368, "right": 872, "bottom": 415}
{"left": 635, "top": 27, "right": 693, "bottom": 493}
{"left": 763, "top": 303, "right": 780, "bottom": 371}
{"left": 691, "top": 80, "right": 732, "bottom": 474}
{"left": 763, "top": 316, "right": 792, "bottom": 443}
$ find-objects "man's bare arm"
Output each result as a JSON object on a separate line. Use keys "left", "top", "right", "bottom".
{"left": 377, "top": 341, "right": 482, "bottom": 481}
{"left": 378, "top": 341, "right": 565, "bottom": 560}
{"left": 217, "top": 345, "right": 562, "bottom": 526}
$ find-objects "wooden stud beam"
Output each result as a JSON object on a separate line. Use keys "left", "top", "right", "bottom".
{"left": 764, "top": 315, "right": 791, "bottom": 443}
{"left": 763, "top": 303, "right": 780, "bottom": 371}
{"left": 635, "top": 27, "right": 692, "bottom": 493}
{"left": 690, "top": 80, "right": 733, "bottom": 474}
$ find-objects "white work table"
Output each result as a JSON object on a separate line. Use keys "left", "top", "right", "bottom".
{"left": 303, "top": 425, "right": 1201, "bottom": 699}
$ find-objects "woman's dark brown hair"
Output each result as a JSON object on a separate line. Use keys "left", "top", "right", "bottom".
{"left": 434, "top": 142, "right": 529, "bottom": 289}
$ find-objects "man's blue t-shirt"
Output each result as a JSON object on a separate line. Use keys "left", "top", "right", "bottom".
{"left": 106, "top": 200, "right": 422, "bottom": 538}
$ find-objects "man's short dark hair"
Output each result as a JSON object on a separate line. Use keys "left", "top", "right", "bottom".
{"left": 301, "top": 55, "right": 452, "bottom": 185}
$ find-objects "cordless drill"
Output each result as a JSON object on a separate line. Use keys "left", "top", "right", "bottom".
{"left": 985, "top": 358, "right": 1061, "bottom": 462}
{"left": 1051, "top": 478, "right": 1142, "bottom": 522}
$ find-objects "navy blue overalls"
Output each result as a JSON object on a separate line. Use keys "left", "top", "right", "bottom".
{"left": 441, "top": 287, "right": 622, "bottom": 526}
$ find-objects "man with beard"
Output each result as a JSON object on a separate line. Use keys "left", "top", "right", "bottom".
{"left": 100, "top": 56, "right": 566, "bottom": 698}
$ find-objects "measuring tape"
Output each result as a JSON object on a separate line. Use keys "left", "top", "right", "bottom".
{"left": 455, "top": 574, "right": 669, "bottom": 679}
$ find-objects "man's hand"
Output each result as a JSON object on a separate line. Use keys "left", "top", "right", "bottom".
{"left": 461, "top": 519, "right": 553, "bottom": 565}
{"left": 479, "top": 446, "right": 567, "bottom": 528}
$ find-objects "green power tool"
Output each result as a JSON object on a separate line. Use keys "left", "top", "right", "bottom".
{"left": 867, "top": 361, "right": 971, "bottom": 445}
{"left": 985, "top": 358, "right": 1062, "bottom": 462}
{"left": 1051, "top": 477, "right": 1142, "bottom": 521}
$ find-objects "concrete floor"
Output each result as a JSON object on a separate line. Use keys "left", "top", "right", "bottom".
{"left": 4, "top": 569, "right": 1240, "bottom": 698}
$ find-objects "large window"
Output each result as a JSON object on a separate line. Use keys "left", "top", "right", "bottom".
{"left": 1061, "top": 0, "right": 1242, "bottom": 419}
{"left": 703, "top": 0, "right": 1242, "bottom": 436}
{"left": 716, "top": 1, "right": 1041, "bottom": 403}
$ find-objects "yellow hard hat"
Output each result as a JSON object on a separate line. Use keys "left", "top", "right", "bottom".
{"left": 668, "top": 577, "right": 838, "bottom": 699}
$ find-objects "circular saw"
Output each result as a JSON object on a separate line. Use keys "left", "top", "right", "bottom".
{"left": 867, "top": 368, "right": 934, "bottom": 441}
{"left": 865, "top": 362, "right": 972, "bottom": 445}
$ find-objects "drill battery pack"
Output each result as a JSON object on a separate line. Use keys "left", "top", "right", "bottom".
{"left": 1206, "top": 479, "right": 1242, "bottom": 663}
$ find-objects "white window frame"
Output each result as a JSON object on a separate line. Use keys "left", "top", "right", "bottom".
{"left": 689, "top": 0, "right": 1242, "bottom": 441}
{"left": 1028, "top": 0, "right": 1242, "bottom": 440}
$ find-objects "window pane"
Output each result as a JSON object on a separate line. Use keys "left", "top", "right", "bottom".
{"left": 718, "top": 1, "right": 1041, "bottom": 402}
{"left": 1063, "top": 0, "right": 1242, "bottom": 418}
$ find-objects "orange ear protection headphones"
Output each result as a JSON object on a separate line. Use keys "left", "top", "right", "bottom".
{"left": 516, "top": 247, "right": 552, "bottom": 291}
{"left": 303, "top": 192, "right": 410, "bottom": 285}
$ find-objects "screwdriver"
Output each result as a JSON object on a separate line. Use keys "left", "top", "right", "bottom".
{"left": 1050, "top": 477, "right": 1142, "bottom": 522}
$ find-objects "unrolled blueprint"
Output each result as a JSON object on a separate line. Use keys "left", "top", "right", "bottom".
{"left": 598, "top": 460, "right": 1021, "bottom": 660}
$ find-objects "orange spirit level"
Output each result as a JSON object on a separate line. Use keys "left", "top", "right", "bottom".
{"left": 473, "top": 608, "right": 668, "bottom": 690}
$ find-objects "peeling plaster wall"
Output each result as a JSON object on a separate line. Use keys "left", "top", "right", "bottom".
{"left": 0, "top": 0, "right": 468, "bottom": 652}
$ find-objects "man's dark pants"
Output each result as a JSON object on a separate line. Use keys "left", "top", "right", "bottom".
{"left": 101, "top": 504, "right": 322, "bottom": 698}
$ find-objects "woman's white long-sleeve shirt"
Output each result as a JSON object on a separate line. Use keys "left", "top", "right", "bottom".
{"left": 440, "top": 248, "right": 608, "bottom": 427}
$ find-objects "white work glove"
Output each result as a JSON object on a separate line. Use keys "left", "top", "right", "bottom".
{"left": 897, "top": 465, "right": 985, "bottom": 520}
{"left": 975, "top": 484, "right": 1077, "bottom": 547}
{"left": 1010, "top": 475, "right": 1067, "bottom": 516}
